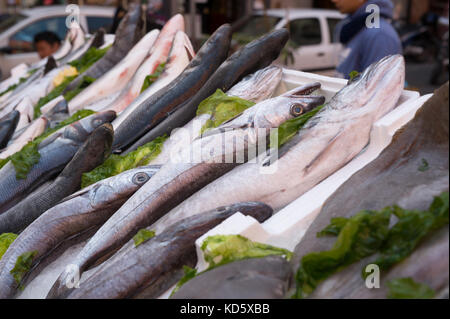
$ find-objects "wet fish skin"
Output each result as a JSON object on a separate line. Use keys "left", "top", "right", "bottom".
{"left": 172, "top": 256, "right": 292, "bottom": 299}
{"left": 0, "top": 111, "right": 116, "bottom": 214}
{"left": 63, "top": 3, "right": 146, "bottom": 93}
{"left": 111, "top": 24, "right": 232, "bottom": 150}
{"left": 163, "top": 55, "right": 406, "bottom": 223}
{"left": 0, "top": 110, "right": 19, "bottom": 149}
{"left": 58, "top": 202, "right": 273, "bottom": 299}
{"left": 0, "top": 165, "right": 160, "bottom": 299}
{"left": 0, "top": 124, "right": 114, "bottom": 234}
{"left": 124, "top": 29, "right": 289, "bottom": 152}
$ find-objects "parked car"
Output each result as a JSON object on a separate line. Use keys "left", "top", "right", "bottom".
{"left": 0, "top": 5, "right": 115, "bottom": 79}
{"left": 232, "top": 9, "right": 345, "bottom": 72}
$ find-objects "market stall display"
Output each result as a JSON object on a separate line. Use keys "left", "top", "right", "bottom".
{"left": 0, "top": 5, "right": 447, "bottom": 300}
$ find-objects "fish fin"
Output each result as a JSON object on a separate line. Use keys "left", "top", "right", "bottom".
{"left": 303, "top": 128, "right": 345, "bottom": 174}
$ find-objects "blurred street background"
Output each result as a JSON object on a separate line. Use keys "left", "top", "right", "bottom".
{"left": 0, "top": 0, "right": 448, "bottom": 94}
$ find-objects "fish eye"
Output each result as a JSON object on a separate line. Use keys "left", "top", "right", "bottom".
{"left": 92, "top": 118, "right": 103, "bottom": 126}
{"left": 290, "top": 104, "right": 304, "bottom": 116}
{"left": 132, "top": 172, "right": 150, "bottom": 185}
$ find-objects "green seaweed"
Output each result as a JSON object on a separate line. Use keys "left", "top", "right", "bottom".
{"left": 133, "top": 229, "right": 156, "bottom": 247}
{"left": 33, "top": 75, "right": 77, "bottom": 119}
{"left": 171, "top": 235, "right": 292, "bottom": 297}
{"left": 10, "top": 251, "right": 38, "bottom": 290}
{"left": 0, "top": 77, "right": 27, "bottom": 97}
{"left": 140, "top": 62, "right": 166, "bottom": 93}
{"left": 81, "top": 135, "right": 168, "bottom": 188}
{"left": 170, "top": 266, "right": 197, "bottom": 297}
{"left": 418, "top": 158, "right": 430, "bottom": 172}
{"left": 196, "top": 89, "right": 255, "bottom": 134}
{"left": 293, "top": 192, "right": 449, "bottom": 299}
{"left": 0, "top": 233, "right": 18, "bottom": 260}
{"left": 68, "top": 45, "right": 111, "bottom": 74}
{"left": 387, "top": 278, "right": 435, "bottom": 299}
{"left": 64, "top": 76, "right": 96, "bottom": 102}
{"left": 33, "top": 45, "right": 110, "bottom": 119}
{"left": 270, "top": 104, "right": 324, "bottom": 148}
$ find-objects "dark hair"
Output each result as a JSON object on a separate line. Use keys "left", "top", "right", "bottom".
{"left": 33, "top": 31, "right": 61, "bottom": 45}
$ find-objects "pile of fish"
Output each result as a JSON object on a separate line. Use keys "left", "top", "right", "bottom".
{"left": 0, "top": 2, "right": 447, "bottom": 299}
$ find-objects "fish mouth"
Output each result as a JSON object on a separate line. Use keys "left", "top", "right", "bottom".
{"left": 290, "top": 96, "right": 326, "bottom": 116}
{"left": 362, "top": 55, "right": 405, "bottom": 88}
{"left": 284, "top": 82, "right": 321, "bottom": 97}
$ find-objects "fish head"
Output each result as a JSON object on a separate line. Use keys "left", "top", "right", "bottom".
{"left": 334, "top": 54, "right": 405, "bottom": 110}
{"left": 254, "top": 83, "right": 325, "bottom": 128}
{"left": 65, "top": 111, "right": 116, "bottom": 143}
{"left": 229, "top": 202, "right": 274, "bottom": 223}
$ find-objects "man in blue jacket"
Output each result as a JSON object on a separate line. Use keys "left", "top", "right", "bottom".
{"left": 332, "top": 0, "right": 402, "bottom": 79}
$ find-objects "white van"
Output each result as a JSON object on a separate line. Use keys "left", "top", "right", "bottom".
{"left": 235, "top": 9, "right": 345, "bottom": 72}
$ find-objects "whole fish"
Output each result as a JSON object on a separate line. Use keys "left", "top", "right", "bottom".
{"left": 0, "top": 165, "right": 160, "bottom": 299}
{"left": 144, "top": 65, "right": 283, "bottom": 164}
{"left": 172, "top": 256, "right": 292, "bottom": 299}
{"left": 111, "top": 24, "right": 232, "bottom": 150}
{"left": 67, "top": 29, "right": 161, "bottom": 113}
{"left": 0, "top": 111, "right": 116, "bottom": 214}
{"left": 0, "top": 124, "right": 114, "bottom": 234}
{"left": 57, "top": 202, "right": 273, "bottom": 299}
{"left": 62, "top": 3, "right": 145, "bottom": 94}
{"left": 48, "top": 84, "right": 324, "bottom": 295}
{"left": 0, "top": 111, "right": 19, "bottom": 149}
{"left": 0, "top": 117, "right": 47, "bottom": 159}
{"left": 124, "top": 29, "right": 289, "bottom": 152}
{"left": 88, "top": 14, "right": 186, "bottom": 115}
{"left": 159, "top": 55, "right": 406, "bottom": 229}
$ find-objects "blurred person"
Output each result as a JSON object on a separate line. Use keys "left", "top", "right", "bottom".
{"left": 33, "top": 31, "right": 61, "bottom": 59}
{"left": 332, "top": 0, "right": 402, "bottom": 79}
{"left": 146, "top": 0, "right": 168, "bottom": 31}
